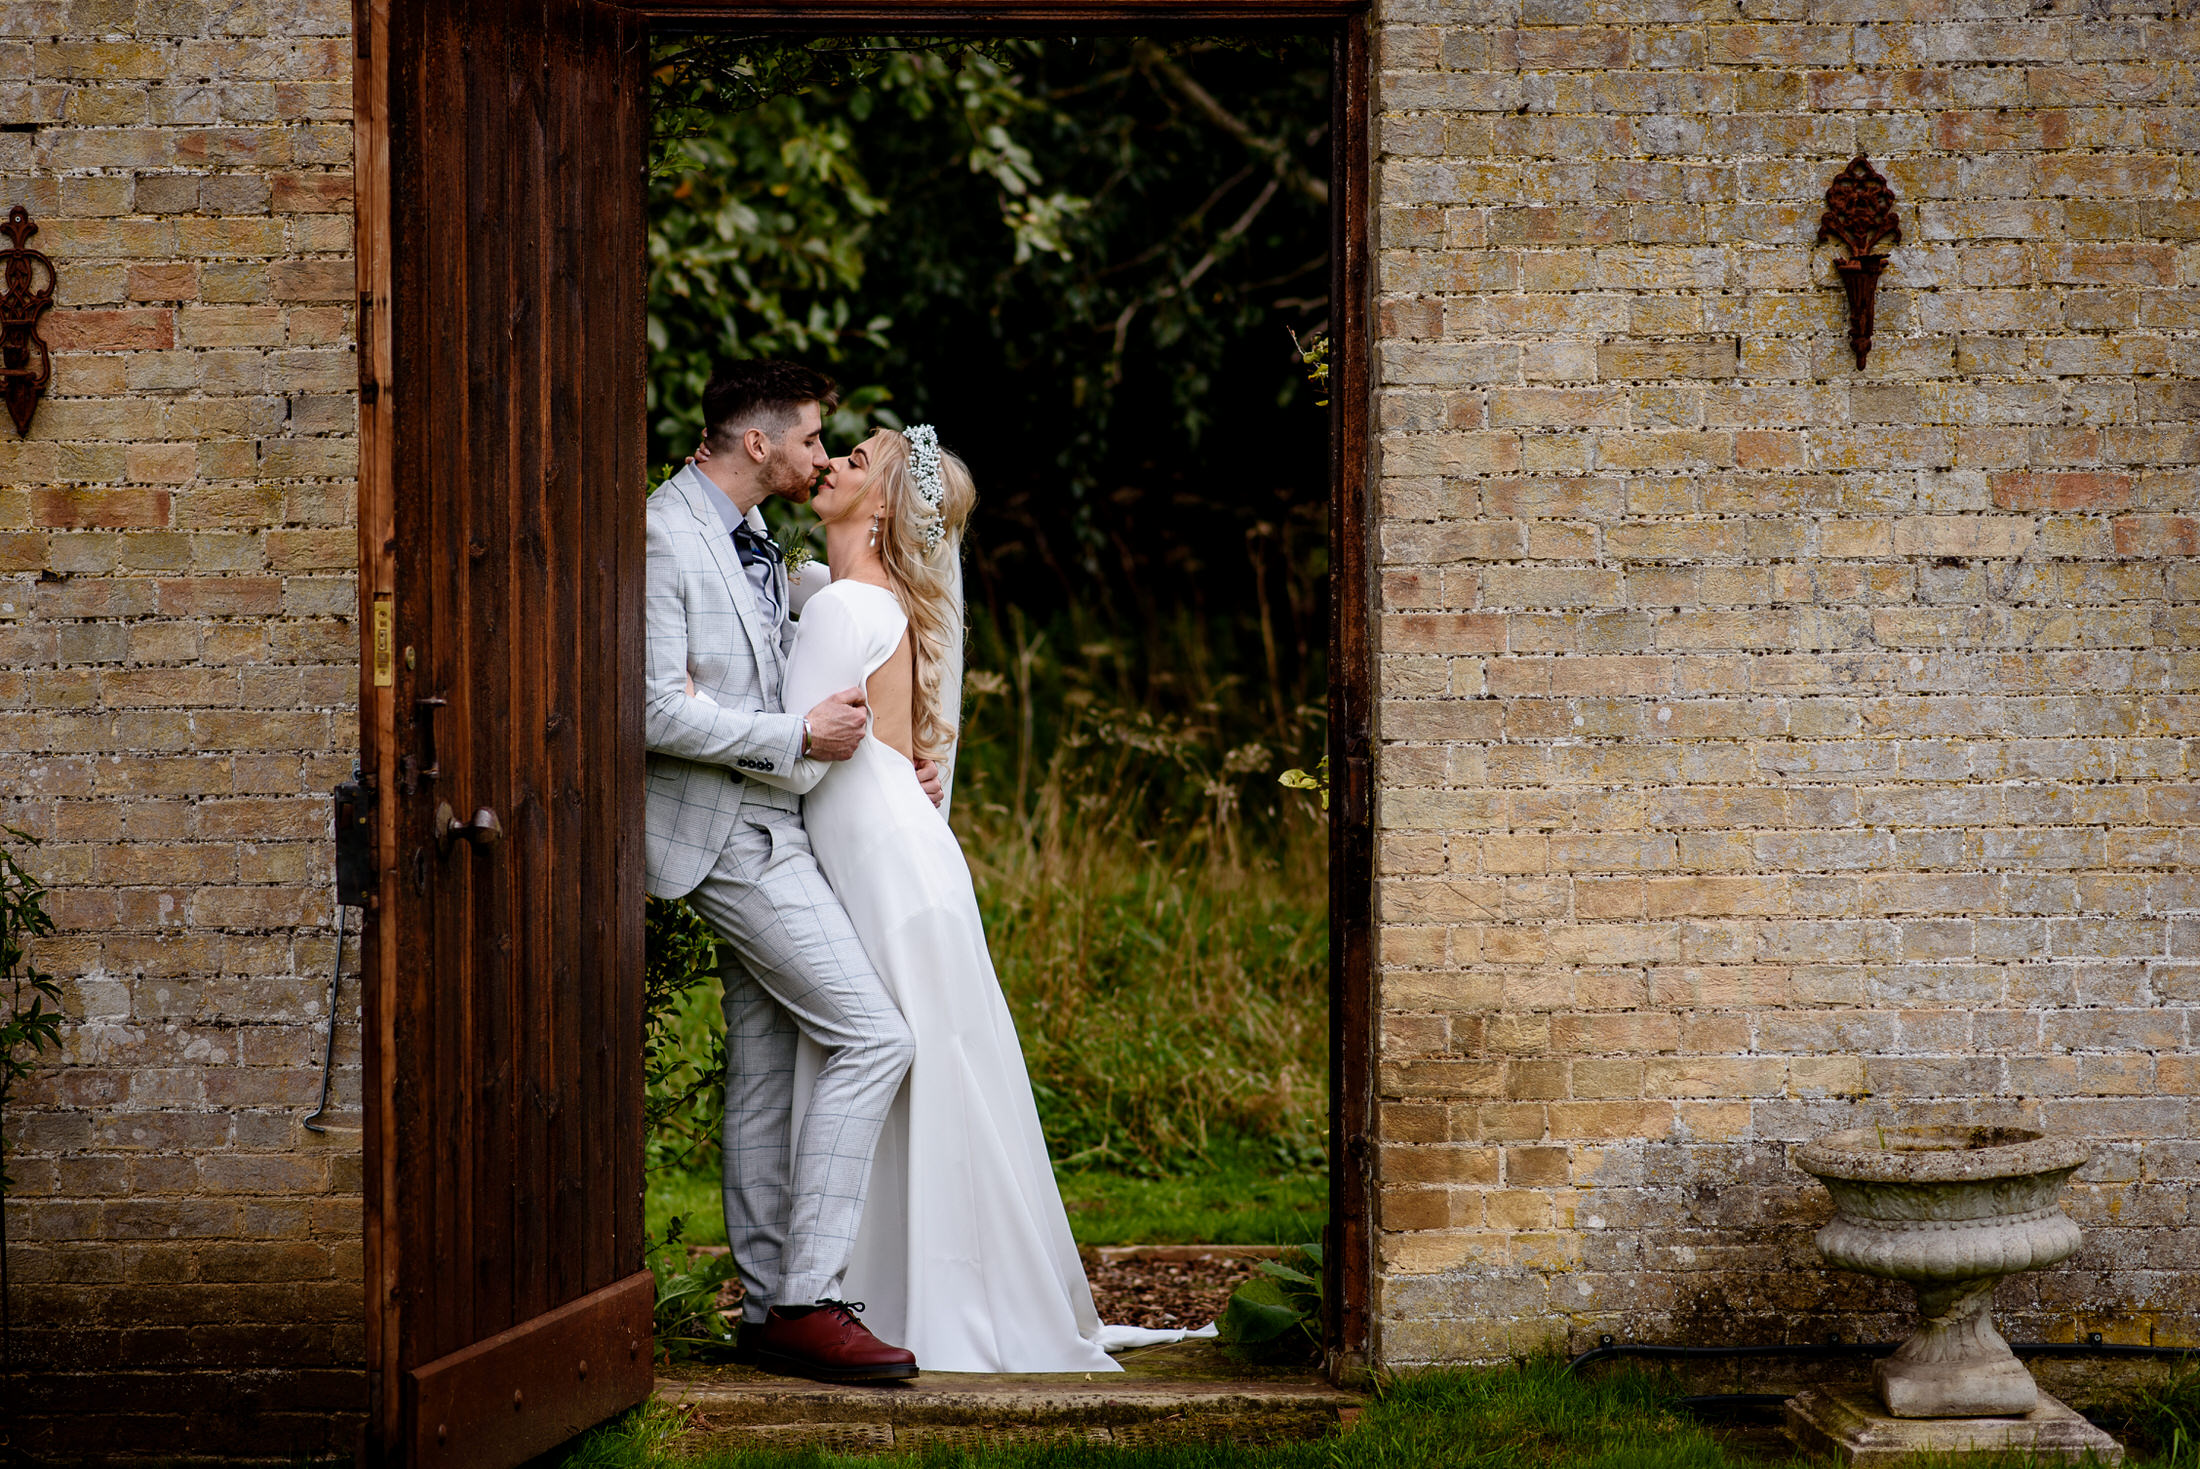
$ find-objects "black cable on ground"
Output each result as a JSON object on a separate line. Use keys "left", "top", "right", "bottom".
{"left": 1568, "top": 1332, "right": 2200, "bottom": 1377}
{"left": 1565, "top": 1336, "right": 1891, "bottom": 1373}
{"left": 2015, "top": 1337, "right": 2200, "bottom": 1362}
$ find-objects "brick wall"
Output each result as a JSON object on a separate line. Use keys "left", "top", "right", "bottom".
{"left": 1371, "top": 2, "right": 2200, "bottom": 1360}
{"left": 0, "top": 2, "right": 363, "bottom": 1457}
{"left": 6, "top": 0, "right": 2199, "bottom": 1444}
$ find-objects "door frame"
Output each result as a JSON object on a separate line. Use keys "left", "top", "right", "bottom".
{"left": 356, "top": 0, "right": 1378, "bottom": 1381}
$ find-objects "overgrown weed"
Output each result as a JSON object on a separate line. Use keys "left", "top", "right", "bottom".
{"left": 2106, "top": 1362, "right": 2200, "bottom": 1468}
{"left": 953, "top": 602, "right": 1329, "bottom": 1179}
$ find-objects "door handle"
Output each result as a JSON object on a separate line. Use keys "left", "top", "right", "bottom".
{"left": 434, "top": 801, "right": 502, "bottom": 854}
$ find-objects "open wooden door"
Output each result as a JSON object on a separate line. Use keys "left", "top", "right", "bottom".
{"left": 355, "top": 2, "right": 650, "bottom": 1464}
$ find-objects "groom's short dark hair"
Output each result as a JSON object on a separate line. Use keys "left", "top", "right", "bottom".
{"left": 703, "top": 361, "right": 839, "bottom": 451}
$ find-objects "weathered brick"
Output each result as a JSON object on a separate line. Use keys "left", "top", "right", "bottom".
{"left": 1990, "top": 471, "right": 2136, "bottom": 513}
{"left": 1367, "top": 4, "right": 2198, "bottom": 1371}
{"left": 12, "top": 0, "right": 2200, "bottom": 1410}
{"left": 40, "top": 308, "right": 176, "bottom": 352}
{"left": 4, "top": 5, "right": 364, "bottom": 1443}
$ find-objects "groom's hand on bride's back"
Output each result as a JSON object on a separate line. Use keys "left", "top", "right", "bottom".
{"left": 803, "top": 688, "right": 868, "bottom": 762}
{"left": 914, "top": 760, "right": 945, "bottom": 808}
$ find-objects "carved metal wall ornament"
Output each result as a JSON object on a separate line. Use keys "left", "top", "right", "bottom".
{"left": 0, "top": 205, "right": 56, "bottom": 435}
{"left": 1817, "top": 155, "right": 1901, "bottom": 370}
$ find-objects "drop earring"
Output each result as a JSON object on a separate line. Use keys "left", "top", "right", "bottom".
{"left": 868, "top": 515, "right": 881, "bottom": 550}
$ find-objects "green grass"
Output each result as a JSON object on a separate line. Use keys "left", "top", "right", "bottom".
{"left": 964, "top": 804, "right": 1328, "bottom": 1180}
{"left": 649, "top": 1139, "right": 1325, "bottom": 1252}
{"left": 649, "top": 1165, "right": 729, "bottom": 1248}
{"left": 948, "top": 612, "right": 1331, "bottom": 1181}
{"left": 561, "top": 1355, "right": 2193, "bottom": 1469}
{"left": 1058, "top": 1141, "right": 1325, "bottom": 1247}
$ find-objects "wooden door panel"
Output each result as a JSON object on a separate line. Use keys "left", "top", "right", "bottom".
{"left": 404, "top": 1273, "right": 654, "bottom": 1469}
{"left": 361, "top": 1, "right": 648, "bottom": 1462}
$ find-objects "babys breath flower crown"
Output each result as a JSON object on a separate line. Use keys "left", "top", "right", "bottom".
{"left": 905, "top": 423, "right": 947, "bottom": 554}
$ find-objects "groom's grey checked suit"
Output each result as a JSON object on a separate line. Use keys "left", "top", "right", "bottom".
{"left": 643, "top": 463, "right": 914, "bottom": 1319}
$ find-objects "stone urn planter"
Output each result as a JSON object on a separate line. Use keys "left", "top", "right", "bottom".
{"left": 1793, "top": 1125, "right": 2091, "bottom": 1419}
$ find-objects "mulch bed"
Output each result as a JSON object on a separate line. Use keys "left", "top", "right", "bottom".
{"left": 691, "top": 1244, "right": 1262, "bottom": 1334}
{"left": 1084, "top": 1252, "right": 1261, "bottom": 1331}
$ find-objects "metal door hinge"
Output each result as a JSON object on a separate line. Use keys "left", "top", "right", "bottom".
{"left": 334, "top": 772, "right": 378, "bottom": 908}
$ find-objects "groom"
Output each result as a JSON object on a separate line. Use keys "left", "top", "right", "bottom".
{"left": 642, "top": 360, "right": 924, "bottom": 1382}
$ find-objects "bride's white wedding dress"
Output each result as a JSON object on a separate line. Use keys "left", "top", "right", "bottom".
{"left": 777, "top": 579, "right": 1127, "bottom": 1373}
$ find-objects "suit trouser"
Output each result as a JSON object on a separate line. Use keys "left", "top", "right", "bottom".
{"left": 681, "top": 805, "right": 913, "bottom": 1318}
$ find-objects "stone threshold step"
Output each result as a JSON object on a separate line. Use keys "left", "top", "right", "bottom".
{"left": 657, "top": 1355, "right": 1362, "bottom": 1453}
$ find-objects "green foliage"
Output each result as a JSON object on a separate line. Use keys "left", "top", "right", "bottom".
{"left": 1357, "top": 1360, "right": 1746, "bottom": 1469}
{"left": 645, "top": 87, "right": 890, "bottom": 454}
{"left": 646, "top": 1165, "right": 727, "bottom": 1249}
{"left": 642, "top": 896, "right": 735, "bottom": 1358}
{"left": 645, "top": 35, "right": 1333, "bottom": 625}
{"left": 646, "top": 39, "right": 1068, "bottom": 457}
{"left": 650, "top": 36, "right": 1033, "bottom": 166}
{"left": 646, "top": 1216, "right": 742, "bottom": 1363}
{"left": 1290, "top": 327, "right": 1331, "bottom": 407}
{"left": 1, "top": 825, "right": 60, "bottom": 1367}
{"left": 645, "top": 896, "right": 726, "bottom": 1176}
{"left": 0, "top": 827, "right": 59, "bottom": 1191}
{"left": 634, "top": 39, "right": 1333, "bottom": 1291}
{"left": 1277, "top": 754, "right": 1329, "bottom": 812}
{"left": 1217, "top": 1242, "right": 1323, "bottom": 1364}
{"left": 954, "top": 601, "right": 1328, "bottom": 1179}
{"left": 2110, "top": 1363, "right": 2200, "bottom": 1469}
{"left": 846, "top": 38, "right": 1330, "bottom": 482}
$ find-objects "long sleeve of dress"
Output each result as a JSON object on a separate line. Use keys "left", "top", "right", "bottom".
{"left": 780, "top": 589, "right": 877, "bottom": 783}
{"left": 774, "top": 584, "right": 875, "bottom": 796}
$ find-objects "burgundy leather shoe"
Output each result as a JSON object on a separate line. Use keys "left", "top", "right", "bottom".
{"left": 750, "top": 1300, "right": 919, "bottom": 1383}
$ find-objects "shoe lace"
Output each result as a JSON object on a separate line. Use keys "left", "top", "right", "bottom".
{"left": 814, "top": 1298, "right": 868, "bottom": 1326}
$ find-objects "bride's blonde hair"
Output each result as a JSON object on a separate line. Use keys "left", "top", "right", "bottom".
{"left": 869, "top": 428, "right": 975, "bottom": 761}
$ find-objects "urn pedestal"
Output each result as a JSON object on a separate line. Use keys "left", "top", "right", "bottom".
{"left": 1795, "top": 1125, "right": 2088, "bottom": 1418}
{"left": 1786, "top": 1125, "right": 2122, "bottom": 1465}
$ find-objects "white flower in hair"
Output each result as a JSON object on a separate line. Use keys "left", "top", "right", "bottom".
{"left": 905, "top": 423, "right": 947, "bottom": 554}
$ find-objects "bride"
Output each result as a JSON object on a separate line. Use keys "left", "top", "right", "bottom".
{"left": 764, "top": 424, "right": 1130, "bottom": 1373}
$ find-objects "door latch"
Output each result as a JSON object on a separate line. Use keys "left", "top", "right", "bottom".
{"left": 401, "top": 694, "right": 448, "bottom": 796}
{"left": 435, "top": 801, "right": 502, "bottom": 855}
{"left": 334, "top": 771, "right": 378, "bottom": 908}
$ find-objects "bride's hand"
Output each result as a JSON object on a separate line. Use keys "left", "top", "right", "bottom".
{"left": 685, "top": 439, "right": 713, "bottom": 467}
{"left": 914, "top": 758, "right": 944, "bottom": 808}
{"left": 685, "top": 674, "right": 696, "bottom": 697}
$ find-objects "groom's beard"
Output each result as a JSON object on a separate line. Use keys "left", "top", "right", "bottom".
{"left": 766, "top": 449, "right": 815, "bottom": 503}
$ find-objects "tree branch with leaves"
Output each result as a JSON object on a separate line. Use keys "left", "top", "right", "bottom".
{"left": 0, "top": 827, "right": 60, "bottom": 1370}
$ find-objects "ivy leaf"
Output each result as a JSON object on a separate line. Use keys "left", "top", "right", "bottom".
{"left": 1218, "top": 1275, "right": 1307, "bottom": 1346}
